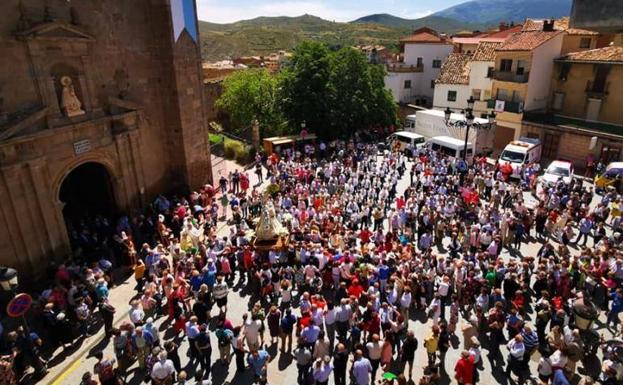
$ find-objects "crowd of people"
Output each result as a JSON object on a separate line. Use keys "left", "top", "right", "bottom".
{"left": 1, "top": 134, "right": 623, "bottom": 385}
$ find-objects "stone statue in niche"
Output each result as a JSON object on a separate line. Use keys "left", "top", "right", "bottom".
{"left": 60, "top": 76, "right": 85, "bottom": 117}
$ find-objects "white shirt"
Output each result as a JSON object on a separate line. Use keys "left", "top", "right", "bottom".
{"left": 469, "top": 346, "right": 481, "bottom": 364}
{"left": 365, "top": 341, "right": 382, "bottom": 360}
{"left": 400, "top": 292, "right": 412, "bottom": 309}
{"left": 438, "top": 281, "right": 450, "bottom": 297}
{"left": 151, "top": 359, "right": 175, "bottom": 380}
{"left": 324, "top": 308, "right": 336, "bottom": 325}
{"left": 244, "top": 320, "right": 261, "bottom": 343}
{"left": 507, "top": 339, "right": 525, "bottom": 359}
{"left": 130, "top": 307, "right": 145, "bottom": 324}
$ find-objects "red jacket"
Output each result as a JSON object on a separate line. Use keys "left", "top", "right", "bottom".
{"left": 454, "top": 356, "right": 475, "bottom": 384}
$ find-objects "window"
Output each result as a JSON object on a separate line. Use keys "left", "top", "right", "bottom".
{"left": 496, "top": 88, "right": 509, "bottom": 101}
{"left": 472, "top": 89, "right": 482, "bottom": 100}
{"left": 417, "top": 57, "right": 423, "bottom": 67}
{"left": 486, "top": 66, "right": 494, "bottom": 78}
{"left": 558, "top": 62, "right": 571, "bottom": 80}
{"left": 516, "top": 60, "right": 526, "bottom": 75}
{"left": 404, "top": 80, "right": 411, "bottom": 89}
{"left": 552, "top": 92, "right": 565, "bottom": 110}
{"left": 512, "top": 90, "right": 521, "bottom": 103}
{"left": 580, "top": 37, "right": 591, "bottom": 49}
{"left": 500, "top": 59, "right": 513, "bottom": 72}
{"left": 447, "top": 90, "right": 457, "bottom": 102}
{"left": 430, "top": 79, "right": 435, "bottom": 89}
{"left": 432, "top": 59, "right": 442, "bottom": 68}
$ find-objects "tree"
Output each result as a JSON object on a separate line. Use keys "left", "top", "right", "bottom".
{"left": 328, "top": 47, "right": 375, "bottom": 136}
{"left": 281, "top": 43, "right": 397, "bottom": 139}
{"left": 280, "top": 41, "right": 333, "bottom": 138}
{"left": 216, "top": 69, "right": 288, "bottom": 138}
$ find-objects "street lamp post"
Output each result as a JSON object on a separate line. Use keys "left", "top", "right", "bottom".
{"left": 444, "top": 97, "right": 496, "bottom": 183}
{"left": 0, "top": 267, "right": 47, "bottom": 378}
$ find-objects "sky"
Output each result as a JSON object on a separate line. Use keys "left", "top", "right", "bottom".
{"left": 197, "top": 0, "right": 467, "bottom": 24}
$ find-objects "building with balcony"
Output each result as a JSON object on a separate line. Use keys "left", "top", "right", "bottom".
{"left": 520, "top": 46, "right": 623, "bottom": 166}
{"left": 490, "top": 21, "right": 565, "bottom": 143}
{"left": 451, "top": 23, "right": 523, "bottom": 55}
{"left": 385, "top": 28, "right": 453, "bottom": 106}
{"left": 433, "top": 42, "right": 500, "bottom": 120}
{"left": 522, "top": 17, "right": 603, "bottom": 55}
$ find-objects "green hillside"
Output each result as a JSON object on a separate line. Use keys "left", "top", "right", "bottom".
{"left": 351, "top": 14, "right": 486, "bottom": 32}
{"left": 198, "top": 14, "right": 475, "bottom": 61}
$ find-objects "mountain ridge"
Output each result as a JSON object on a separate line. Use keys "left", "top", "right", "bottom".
{"left": 433, "top": 0, "right": 572, "bottom": 24}
{"left": 198, "top": 15, "right": 475, "bottom": 61}
{"left": 198, "top": 0, "right": 573, "bottom": 62}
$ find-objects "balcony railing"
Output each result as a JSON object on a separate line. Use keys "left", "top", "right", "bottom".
{"left": 493, "top": 70, "right": 530, "bottom": 83}
{"left": 585, "top": 80, "right": 609, "bottom": 99}
{"left": 386, "top": 63, "right": 424, "bottom": 73}
{"left": 486, "top": 99, "right": 524, "bottom": 113}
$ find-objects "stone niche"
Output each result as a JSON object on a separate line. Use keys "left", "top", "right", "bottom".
{"left": 14, "top": 21, "right": 98, "bottom": 126}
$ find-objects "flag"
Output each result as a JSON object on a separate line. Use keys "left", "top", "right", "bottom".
{"left": 171, "top": 0, "right": 198, "bottom": 43}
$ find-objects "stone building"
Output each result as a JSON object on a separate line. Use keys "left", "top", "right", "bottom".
{"left": 0, "top": 0, "right": 212, "bottom": 276}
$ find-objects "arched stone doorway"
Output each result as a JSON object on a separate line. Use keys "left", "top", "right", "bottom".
{"left": 58, "top": 162, "right": 117, "bottom": 244}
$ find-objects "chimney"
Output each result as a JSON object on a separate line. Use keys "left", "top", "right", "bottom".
{"left": 543, "top": 19, "right": 555, "bottom": 32}
{"left": 499, "top": 22, "right": 508, "bottom": 31}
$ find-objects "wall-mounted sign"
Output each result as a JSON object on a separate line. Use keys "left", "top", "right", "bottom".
{"left": 73, "top": 139, "right": 91, "bottom": 155}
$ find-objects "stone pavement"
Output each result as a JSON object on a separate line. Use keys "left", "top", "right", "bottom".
{"left": 43, "top": 156, "right": 615, "bottom": 385}
{"left": 42, "top": 156, "right": 267, "bottom": 385}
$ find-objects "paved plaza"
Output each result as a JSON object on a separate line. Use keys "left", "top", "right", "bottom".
{"left": 40, "top": 153, "right": 617, "bottom": 385}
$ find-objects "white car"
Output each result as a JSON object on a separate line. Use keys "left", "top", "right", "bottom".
{"left": 538, "top": 160, "right": 574, "bottom": 193}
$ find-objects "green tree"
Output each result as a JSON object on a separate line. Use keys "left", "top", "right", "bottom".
{"left": 328, "top": 47, "right": 375, "bottom": 136}
{"left": 366, "top": 63, "right": 399, "bottom": 129}
{"left": 281, "top": 43, "right": 397, "bottom": 139}
{"left": 280, "top": 41, "right": 333, "bottom": 138}
{"left": 216, "top": 69, "right": 288, "bottom": 138}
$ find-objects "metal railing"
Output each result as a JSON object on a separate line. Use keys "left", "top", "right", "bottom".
{"left": 386, "top": 63, "right": 424, "bottom": 73}
{"left": 486, "top": 99, "right": 524, "bottom": 113}
{"left": 493, "top": 70, "right": 530, "bottom": 83}
{"left": 585, "top": 80, "right": 609, "bottom": 99}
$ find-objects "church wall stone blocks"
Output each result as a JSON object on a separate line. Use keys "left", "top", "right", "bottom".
{"left": 0, "top": 0, "right": 212, "bottom": 277}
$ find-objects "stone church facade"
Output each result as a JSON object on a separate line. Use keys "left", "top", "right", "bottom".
{"left": 0, "top": 0, "right": 212, "bottom": 276}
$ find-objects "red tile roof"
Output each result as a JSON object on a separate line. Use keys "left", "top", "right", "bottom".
{"left": 400, "top": 27, "right": 450, "bottom": 44}
{"left": 558, "top": 46, "right": 623, "bottom": 63}
{"left": 483, "top": 24, "right": 524, "bottom": 40}
{"left": 435, "top": 53, "right": 471, "bottom": 85}
{"left": 472, "top": 41, "right": 502, "bottom": 61}
{"left": 497, "top": 30, "right": 563, "bottom": 51}
{"left": 522, "top": 17, "right": 599, "bottom": 36}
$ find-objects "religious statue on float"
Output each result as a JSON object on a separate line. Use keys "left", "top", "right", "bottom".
{"left": 60, "top": 76, "right": 85, "bottom": 117}
{"left": 255, "top": 200, "right": 288, "bottom": 241}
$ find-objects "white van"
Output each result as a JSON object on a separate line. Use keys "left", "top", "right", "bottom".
{"left": 499, "top": 137, "right": 542, "bottom": 178}
{"left": 387, "top": 131, "right": 426, "bottom": 152}
{"left": 427, "top": 136, "right": 473, "bottom": 160}
{"left": 404, "top": 115, "right": 416, "bottom": 131}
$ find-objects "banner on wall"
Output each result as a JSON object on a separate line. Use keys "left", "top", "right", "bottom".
{"left": 494, "top": 100, "right": 505, "bottom": 113}
{"left": 171, "top": 0, "right": 198, "bottom": 43}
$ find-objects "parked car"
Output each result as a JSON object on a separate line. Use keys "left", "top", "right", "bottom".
{"left": 537, "top": 160, "right": 574, "bottom": 194}
{"left": 594, "top": 161, "right": 623, "bottom": 193}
